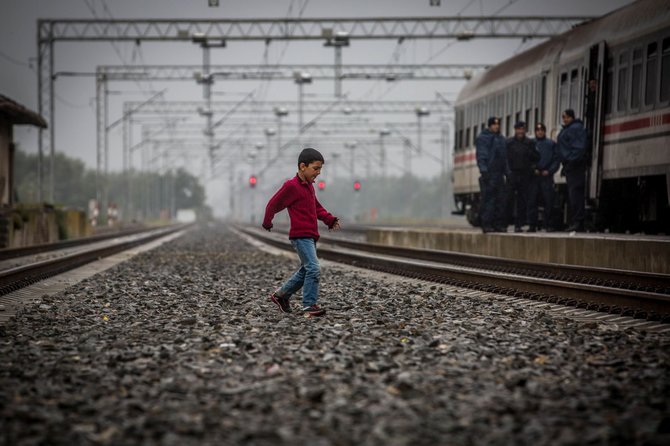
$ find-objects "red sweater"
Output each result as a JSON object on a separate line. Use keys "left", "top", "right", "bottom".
{"left": 262, "top": 175, "right": 337, "bottom": 241}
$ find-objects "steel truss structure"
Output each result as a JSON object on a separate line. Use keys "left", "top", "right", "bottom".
{"left": 123, "top": 100, "right": 454, "bottom": 115}
{"left": 87, "top": 63, "right": 489, "bottom": 81}
{"left": 37, "top": 15, "right": 594, "bottom": 200}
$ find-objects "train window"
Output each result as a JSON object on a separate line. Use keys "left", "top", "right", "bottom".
{"left": 506, "top": 115, "right": 511, "bottom": 135}
{"left": 465, "top": 128, "right": 470, "bottom": 147}
{"left": 617, "top": 67, "right": 628, "bottom": 111}
{"left": 559, "top": 72, "right": 569, "bottom": 117}
{"left": 525, "top": 109, "right": 531, "bottom": 127}
{"left": 472, "top": 125, "right": 478, "bottom": 142}
{"left": 605, "top": 57, "right": 614, "bottom": 115}
{"left": 661, "top": 37, "right": 670, "bottom": 102}
{"left": 540, "top": 75, "right": 546, "bottom": 120}
{"left": 617, "top": 52, "right": 629, "bottom": 111}
{"left": 631, "top": 48, "right": 643, "bottom": 109}
{"left": 458, "top": 129, "right": 463, "bottom": 149}
{"left": 570, "top": 68, "right": 580, "bottom": 111}
{"left": 645, "top": 41, "right": 658, "bottom": 106}
{"left": 534, "top": 108, "right": 539, "bottom": 127}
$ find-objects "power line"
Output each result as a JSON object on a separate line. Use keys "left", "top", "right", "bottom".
{"left": 0, "top": 50, "right": 32, "bottom": 69}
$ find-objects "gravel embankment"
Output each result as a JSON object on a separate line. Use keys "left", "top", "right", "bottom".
{"left": 1, "top": 225, "right": 668, "bottom": 445}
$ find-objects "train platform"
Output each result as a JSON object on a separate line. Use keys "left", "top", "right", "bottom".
{"left": 367, "top": 227, "right": 670, "bottom": 274}
{"left": 1, "top": 224, "right": 669, "bottom": 445}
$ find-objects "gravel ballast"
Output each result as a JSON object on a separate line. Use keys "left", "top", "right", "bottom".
{"left": 1, "top": 224, "right": 668, "bottom": 445}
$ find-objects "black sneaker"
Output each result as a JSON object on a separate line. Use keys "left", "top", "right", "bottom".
{"left": 302, "top": 304, "right": 326, "bottom": 317}
{"left": 270, "top": 292, "right": 291, "bottom": 313}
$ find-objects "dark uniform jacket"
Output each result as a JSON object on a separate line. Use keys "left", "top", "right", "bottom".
{"left": 506, "top": 136, "right": 539, "bottom": 174}
{"left": 557, "top": 119, "right": 588, "bottom": 163}
{"left": 476, "top": 129, "right": 508, "bottom": 175}
{"left": 534, "top": 137, "right": 560, "bottom": 174}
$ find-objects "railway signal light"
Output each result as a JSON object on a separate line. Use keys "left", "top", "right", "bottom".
{"left": 318, "top": 180, "right": 326, "bottom": 190}
{"left": 249, "top": 175, "right": 257, "bottom": 188}
{"left": 353, "top": 180, "right": 361, "bottom": 192}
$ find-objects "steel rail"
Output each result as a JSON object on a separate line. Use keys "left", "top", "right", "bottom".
{"left": 240, "top": 227, "right": 670, "bottom": 321}
{"left": 0, "top": 225, "right": 152, "bottom": 261}
{"left": 0, "top": 224, "right": 189, "bottom": 297}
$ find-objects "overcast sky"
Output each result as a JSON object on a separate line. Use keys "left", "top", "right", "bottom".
{"left": 1, "top": 0, "right": 632, "bottom": 215}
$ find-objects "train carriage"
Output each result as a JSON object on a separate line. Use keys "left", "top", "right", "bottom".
{"left": 453, "top": 0, "right": 670, "bottom": 233}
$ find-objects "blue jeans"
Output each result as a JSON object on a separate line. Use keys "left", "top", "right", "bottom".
{"left": 278, "top": 238, "right": 320, "bottom": 307}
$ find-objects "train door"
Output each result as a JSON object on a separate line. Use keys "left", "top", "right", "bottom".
{"left": 584, "top": 41, "right": 607, "bottom": 201}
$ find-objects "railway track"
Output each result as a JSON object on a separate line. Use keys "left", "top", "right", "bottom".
{"left": 0, "top": 224, "right": 190, "bottom": 297}
{"left": 0, "top": 225, "right": 150, "bottom": 261}
{"left": 238, "top": 226, "right": 670, "bottom": 322}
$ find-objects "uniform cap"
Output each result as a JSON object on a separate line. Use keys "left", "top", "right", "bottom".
{"left": 514, "top": 121, "right": 526, "bottom": 129}
{"left": 535, "top": 123, "right": 546, "bottom": 131}
{"left": 487, "top": 116, "right": 500, "bottom": 127}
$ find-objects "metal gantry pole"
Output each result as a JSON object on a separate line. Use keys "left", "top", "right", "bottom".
{"left": 103, "top": 80, "right": 110, "bottom": 222}
{"left": 277, "top": 116, "right": 282, "bottom": 156}
{"left": 441, "top": 123, "right": 451, "bottom": 218}
{"left": 331, "top": 153, "right": 340, "bottom": 180}
{"left": 122, "top": 110, "right": 129, "bottom": 220}
{"left": 128, "top": 114, "right": 134, "bottom": 221}
{"left": 334, "top": 45, "right": 342, "bottom": 98}
{"left": 95, "top": 74, "right": 105, "bottom": 207}
{"left": 297, "top": 82, "right": 304, "bottom": 133}
{"left": 404, "top": 140, "right": 412, "bottom": 176}
{"left": 229, "top": 167, "right": 235, "bottom": 218}
{"left": 202, "top": 43, "right": 216, "bottom": 169}
{"left": 417, "top": 115, "right": 422, "bottom": 154}
{"left": 379, "top": 128, "right": 390, "bottom": 178}
{"left": 48, "top": 39, "right": 55, "bottom": 203}
{"left": 36, "top": 28, "right": 45, "bottom": 202}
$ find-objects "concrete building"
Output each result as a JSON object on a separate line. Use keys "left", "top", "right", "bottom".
{"left": 0, "top": 94, "right": 47, "bottom": 207}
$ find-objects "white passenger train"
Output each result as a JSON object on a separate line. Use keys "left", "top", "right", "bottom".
{"left": 453, "top": 0, "right": 670, "bottom": 232}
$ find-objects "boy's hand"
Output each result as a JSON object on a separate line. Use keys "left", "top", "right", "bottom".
{"left": 262, "top": 223, "right": 273, "bottom": 232}
{"left": 330, "top": 220, "right": 341, "bottom": 231}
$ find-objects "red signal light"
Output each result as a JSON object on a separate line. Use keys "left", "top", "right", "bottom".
{"left": 249, "top": 175, "right": 257, "bottom": 188}
{"left": 318, "top": 180, "right": 326, "bottom": 190}
{"left": 353, "top": 181, "right": 361, "bottom": 191}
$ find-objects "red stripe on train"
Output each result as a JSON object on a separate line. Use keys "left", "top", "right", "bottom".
{"left": 604, "top": 112, "right": 670, "bottom": 135}
{"left": 454, "top": 152, "right": 476, "bottom": 164}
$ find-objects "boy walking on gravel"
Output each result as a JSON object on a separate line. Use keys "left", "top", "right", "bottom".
{"left": 262, "top": 148, "right": 341, "bottom": 317}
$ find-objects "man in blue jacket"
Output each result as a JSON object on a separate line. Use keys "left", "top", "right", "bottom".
{"left": 557, "top": 109, "right": 588, "bottom": 232}
{"left": 476, "top": 116, "right": 509, "bottom": 233}
{"left": 528, "top": 123, "right": 559, "bottom": 232}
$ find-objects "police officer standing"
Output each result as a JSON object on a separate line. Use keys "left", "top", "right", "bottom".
{"left": 506, "top": 121, "right": 539, "bottom": 232}
{"left": 528, "top": 123, "right": 559, "bottom": 232}
{"left": 557, "top": 109, "right": 588, "bottom": 232}
{"left": 476, "top": 116, "right": 508, "bottom": 233}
